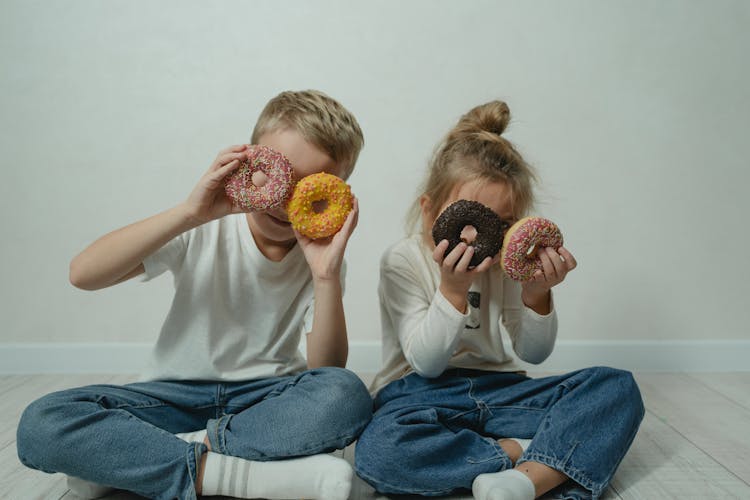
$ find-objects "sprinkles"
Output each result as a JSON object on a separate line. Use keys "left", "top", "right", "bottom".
{"left": 501, "top": 217, "right": 564, "bottom": 281}
{"left": 287, "top": 173, "right": 353, "bottom": 239}
{"left": 225, "top": 145, "right": 294, "bottom": 211}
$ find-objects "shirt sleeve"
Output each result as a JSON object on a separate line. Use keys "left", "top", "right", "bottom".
{"left": 380, "top": 253, "right": 468, "bottom": 378}
{"left": 141, "top": 232, "right": 189, "bottom": 282}
{"left": 501, "top": 278, "right": 558, "bottom": 364}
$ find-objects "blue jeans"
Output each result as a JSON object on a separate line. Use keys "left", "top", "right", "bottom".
{"left": 17, "top": 367, "right": 372, "bottom": 500}
{"left": 355, "top": 366, "right": 644, "bottom": 499}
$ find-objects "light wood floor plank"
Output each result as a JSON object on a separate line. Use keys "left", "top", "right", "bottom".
{"left": 687, "top": 372, "right": 750, "bottom": 410}
{"left": 610, "top": 409, "right": 750, "bottom": 498}
{"left": 635, "top": 373, "right": 750, "bottom": 485}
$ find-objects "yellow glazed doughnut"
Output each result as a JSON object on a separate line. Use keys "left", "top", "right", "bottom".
{"left": 287, "top": 172, "right": 353, "bottom": 239}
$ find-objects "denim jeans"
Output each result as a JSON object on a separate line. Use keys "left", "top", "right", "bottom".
{"left": 17, "top": 366, "right": 373, "bottom": 500}
{"left": 355, "top": 366, "right": 644, "bottom": 499}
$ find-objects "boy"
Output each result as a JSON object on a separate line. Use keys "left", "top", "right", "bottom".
{"left": 16, "top": 90, "right": 372, "bottom": 500}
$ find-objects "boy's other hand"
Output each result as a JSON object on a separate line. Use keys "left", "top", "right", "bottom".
{"left": 183, "top": 145, "right": 246, "bottom": 224}
{"left": 296, "top": 197, "right": 359, "bottom": 282}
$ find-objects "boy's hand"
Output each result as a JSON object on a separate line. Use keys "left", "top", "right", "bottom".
{"left": 296, "top": 197, "right": 359, "bottom": 282}
{"left": 434, "top": 240, "right": 493, "bottom": 313}
{"left": 183, "top": 145, "right": 246, "bottom": 224}
{"left": 521, "top": 246, "right": 577, "bottom": 312}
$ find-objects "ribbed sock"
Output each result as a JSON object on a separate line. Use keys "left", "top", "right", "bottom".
{"left": 175, "top": 429, "right": 207, "bottom": 444}
{"left": 472, "top": 469, "right": 536, "bottom": 500}
{"left": 200, "top": 452, "right": 353, "bottom": 500}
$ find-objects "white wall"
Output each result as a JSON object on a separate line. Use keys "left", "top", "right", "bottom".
{"left": 1, "top": 1, "right": 749, "bottom": 356}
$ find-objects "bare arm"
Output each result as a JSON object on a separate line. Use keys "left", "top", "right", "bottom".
{"left": 299, "top": 199, "right": 359, "bottom": 368}
{"left": 69, "top": 145, "right": 248, "bottom": 290}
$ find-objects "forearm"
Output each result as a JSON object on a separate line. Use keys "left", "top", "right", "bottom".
{"left": 512, "top": 306, "right": 558, "bottom": 364}
{"left": 400, "top": 289, "right": 467, "bottom": 377}
{"left": 306, "top": 279, "right": 348, "bottom": 368}
{"left": 69, "top": 203, "right": 200, "bottom": 290}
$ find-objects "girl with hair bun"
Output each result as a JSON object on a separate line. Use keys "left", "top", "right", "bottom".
{"left": 355, "top": 101, "right": 644, "bottom": 500}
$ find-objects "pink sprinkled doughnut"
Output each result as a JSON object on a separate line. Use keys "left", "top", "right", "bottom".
{"left": 287, "top": 172, "right": 353, "bottom": 239}
{"left": 501, "top": 217, "right": 564, "bottom": 281}
{"left": 225, "top": 145, "right": 294, "bottom": 211}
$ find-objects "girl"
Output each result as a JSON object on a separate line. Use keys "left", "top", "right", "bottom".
{"left": 355, "top": 101, "right": 644, "bottom": 500}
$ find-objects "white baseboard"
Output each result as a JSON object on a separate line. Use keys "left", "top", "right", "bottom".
{"left": 1, "top": 340, "right": 748, "bottom": 374}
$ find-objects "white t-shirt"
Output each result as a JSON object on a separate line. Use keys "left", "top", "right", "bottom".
{"left": 370, "top": 234, "right": 558, "bottom": 395}
{"left": 140, "top": 214, "right": 318, "bottom": 381}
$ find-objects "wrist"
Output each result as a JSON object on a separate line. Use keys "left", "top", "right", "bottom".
{"left": 439, "top": 283, "right": 468, "bottom": 313}
{"left": 522, "top": 287, "right": 551, "bottom": 315}
{"left": 177, "top": 201, "right": 212, "bottom": 228}
{"left": 313, "top": 276, "right": 342, "bottom": 294}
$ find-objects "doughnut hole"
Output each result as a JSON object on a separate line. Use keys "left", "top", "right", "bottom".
{"left": 460, "top": 225, "right": 478, "bottom": 245}
{"left": 312, "top": 199, "right": 329, "bottom": 214}
{"left": 251, "top": 170, "right": 269, "bottom": 187}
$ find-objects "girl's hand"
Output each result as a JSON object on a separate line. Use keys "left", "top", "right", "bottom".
{"left": 296, "top": 197, "right": 359, "bottom": 282}
{"left": 434, "top": 240, "right": 493, "bottom": 313}
{"left": 521, "top": 246, "right": 578, "bottom": 309}
{"left": 183, "top": 145, "right": 247, "bottom": 224}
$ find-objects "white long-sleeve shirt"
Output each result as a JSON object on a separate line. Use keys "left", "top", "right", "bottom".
{"left": 370, "top": 234, "right": 558, "bottom": 395}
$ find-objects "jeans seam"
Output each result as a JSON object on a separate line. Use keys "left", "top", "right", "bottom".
{"left": 519, "top": 451, "right": 602, "bottom": 497}
{"left": 466, "top": 436, "right": 513, "bottom": 467}
{"left": 355, "top": 464, "right": 460, "bottom": 497}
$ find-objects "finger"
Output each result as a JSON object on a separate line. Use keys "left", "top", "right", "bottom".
{"left": 473, "top": 256, "right": 493, "bottom": 273}
{"left": 558, "top": 246, "right": 577, "bottom": 271}
{"left": 293, "top": 227, "right": 312, "bottom": 246}
{"left": 454, "top": 245, "right": 475, "bottom": 272}
{"left": 211, "top": 151, "right": 247, "bottom": 171}
{"left": 219, "top": 144, "right": 248, "bottom": 156}
{"left": 209, "top": 159, "right": 242, "bottom": 183}
{"left": 538, "top": 249, "right": 557, "bottom": 282}
{"left": 332, "top": 200, "right": 359, "bottom": 244}
{"left": 442, "top": 242, "right": 467, "bottom": 269}
{"left": 546, "top": 247, "right": 568, "bottom": 277}
{"left": 433, "top": 240, "right": 450, "bottom": 264}
{"left": 347, "top": 197, "right": 360, "bottom": 232}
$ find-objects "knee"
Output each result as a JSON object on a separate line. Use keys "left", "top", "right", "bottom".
{"left": 354, "top": 416, "right": 402, "bottom": 486}
{"left": 16, "top": 394, "right": 68, "bottom": 470}
{"left": 355, "top": 409, "right": 433, "bottom": 491}
{"left": 307, "top": 367, "right": 373, "bottom": 428}
{"left": 586, "top": 366, "right": 645, "bottom": 419}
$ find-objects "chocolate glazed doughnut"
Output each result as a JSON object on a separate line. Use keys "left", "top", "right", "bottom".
{"left": 431, "top": 200, "right": 506, "bottom": 268}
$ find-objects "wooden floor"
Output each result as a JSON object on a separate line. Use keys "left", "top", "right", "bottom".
{"left": 1, "top": 373, "right": 749, "bottom": 499}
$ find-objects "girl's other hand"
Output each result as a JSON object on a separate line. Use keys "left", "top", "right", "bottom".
{"left": 521, "top": 246, "right": 577, "bottom": 310}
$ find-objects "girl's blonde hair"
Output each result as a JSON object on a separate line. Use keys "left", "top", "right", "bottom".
{"left": 408, "top": 100, "right": 538, "bottom": 233}
{"left": 251, "top": 90, "right": 364, "bottom": 179}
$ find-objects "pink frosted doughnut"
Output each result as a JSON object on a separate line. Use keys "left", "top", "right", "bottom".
{"left": 501, "top": 217, "right": 564, "bottom": 281}
{"left": 224, "top": 145, "right": 294, "bottom": 211}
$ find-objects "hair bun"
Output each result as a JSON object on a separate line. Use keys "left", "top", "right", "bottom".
{"left": 458, "top": 100, "right": 511, "bottom": 136}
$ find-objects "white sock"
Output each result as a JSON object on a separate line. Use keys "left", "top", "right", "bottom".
{"left": 509, "top": 438, "right": 532, "bottom": 452}
{"left": 66, "top": 475, "right": 114, "bottom": 499}
{"left": 472, "top": 469, "right": 536, "bottom": 500}
{"left": 200, "top": 451, "right": 353, "bottom": 500}
{"left": 175, "top": 429, "right": 207, "bottom": 444}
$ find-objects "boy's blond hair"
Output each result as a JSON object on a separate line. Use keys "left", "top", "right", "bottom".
{"left": 251, "top": 90, "right": 364, "bottom": 179}
{"left": 408, "top": 100, "right": 538, "bottom": 234}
